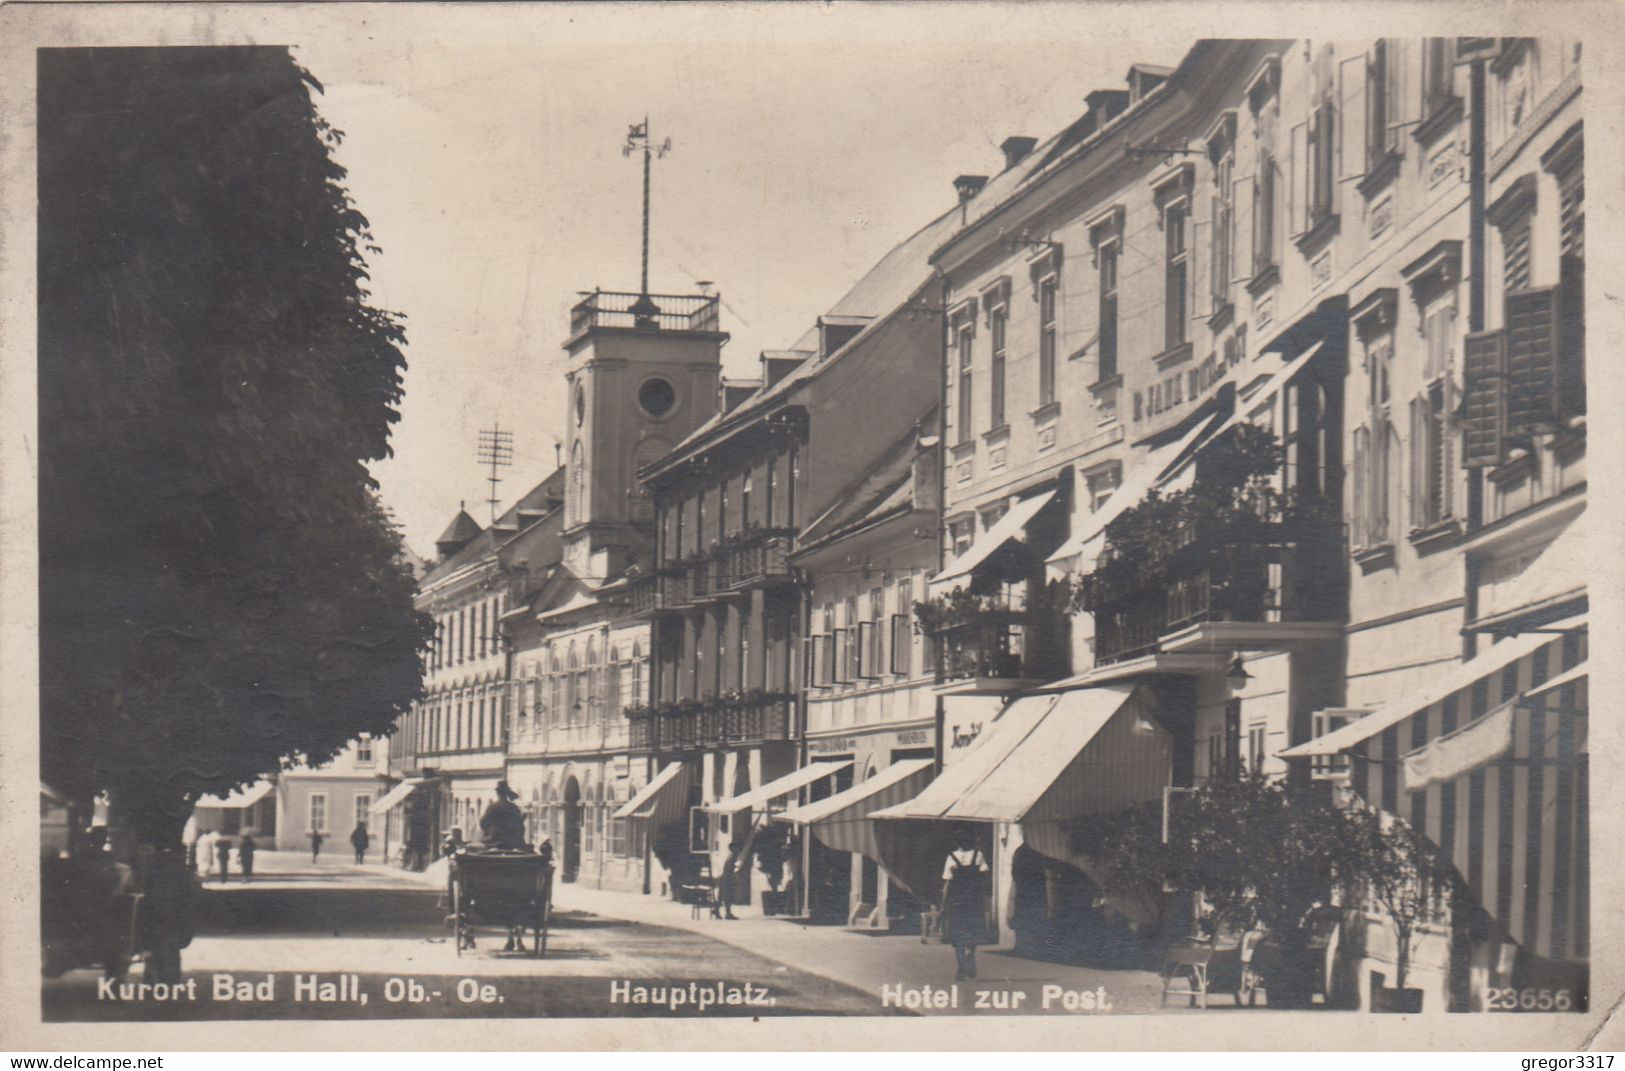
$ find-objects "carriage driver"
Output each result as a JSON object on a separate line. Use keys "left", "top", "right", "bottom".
{"left": 479, "top": 781, "right": 528, "bottom": 850}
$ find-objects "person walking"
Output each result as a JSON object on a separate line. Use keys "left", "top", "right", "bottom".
{"left": 350, "top": 822, "right": 370, "bottom": 865}
{"left": 197, "top": 829, "right": 218, "bottom": 881}
{"left": 214, "top": 834, "right": 233, "bottom": 883}
{"left": 309, "top": 829, "right": 325, "bottom": 864}
{"left": 940, "top": 829, "right": 991, "bottom": 981}
{"left": 238, "top": 832, "right": 257, "bottom": 882}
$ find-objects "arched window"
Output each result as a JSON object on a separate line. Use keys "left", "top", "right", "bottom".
{"left": 570, "top": 440, "right": 586, "bottom": 526}
{"left": 630, "top": 640, "right": 645, "bottom": 705}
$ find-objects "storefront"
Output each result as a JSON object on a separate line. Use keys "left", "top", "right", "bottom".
{"left": 872, "top": 683, "right": 1173, "bottom": 958}
{"left": 700, "top": 760, "right": 852, "bottom": 914}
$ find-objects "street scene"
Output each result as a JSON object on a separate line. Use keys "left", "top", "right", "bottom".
{"left": 34, "top": 11, "right": 1590, "bottom": 1034}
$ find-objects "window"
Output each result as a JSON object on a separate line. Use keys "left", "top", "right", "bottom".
{"left": 787, "top": 447, "right": 799, "bottom": 527}
{"left": 956, "top": 324, "right": 974, "bottom": 444}
{"left": 1210, "top": 149, "right": 1233, "bottom": 310}
{"left": 831, "top": 629, "right": 850, "bottom": 684}
{"left": 1422, "top": 38, "right": 1456, "bottom": 118}
{"left": 866, "top": 588, "right": 885, "bottom": 678}
{"left": 741, "top": 473, "right": 752, "bottom": 530}
{"left": 1085, "top": 464, "right": 1121, "bottom": 513}
{"left": 638, "top": 376, "right": 675, "bottom": 417}
{"left": 569, "top": 440, "right": 585, "bottom": 527}
{"left": 1246, "top": 726, "right": 1266, "bottom": 772}
{"left": 354, "top": 793, "right": 371, "bottom": 829}
{"left": 1308, "top": 100, "right": 1336, "bottom": 225}
{"left": 355, "top": 735, "right": 373, "bottom": 765}
{"left": 1503, "top": 218, "right": 1532, "bottom": 294}
{"left": 1038, "top": 278, "right": 1058, "bottom": 406}
{"left": 1365, "top": 39, "right": 1406, "bottom": 167}
{"left": 1097, "top": 242, "right": 1119, "bottom": 379}
{"left": 1352, "top": 333, "right": 1396, "bottom": 551}
{"left": 857, "top": 621, "right": 876, "bottom": 680}
{"left": 309, "top": 792, "right": 327, "bottom": 834}
{"left": 1253, "top": 148, "right": 1276, "bottom": 275}
{"left": 1411, "top": 302, "right": 1458, "bottom": 530}
{"left": 988, "top": 304, "right": 1007, "bottom": 428}
{"left": 1206, "top": 733, "right": 1223, "bottom": 781}
{"left": 947, "top": 517, "right": 974, "bottom": 560}
{"left": 764, "top": 457, "right": 776, "bottom": 527}
{"left": 1163, "top": 201, "right": 1189, "bottom": 348}
{"left": 1558, "top": 159, "right": 1584, "bottom": 261}
{"left": 717, "top": 482, "right": 727, "bottom": 543}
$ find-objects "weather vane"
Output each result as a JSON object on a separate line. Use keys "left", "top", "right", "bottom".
{"left": 623, "top": 117, "right": 672, "bottom": 326}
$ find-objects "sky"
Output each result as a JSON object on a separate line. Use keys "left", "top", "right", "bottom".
{"left": 284, "top": 6, "right": 1187, "bottom": 556}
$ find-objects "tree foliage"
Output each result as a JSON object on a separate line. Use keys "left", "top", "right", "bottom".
{"left": 37, "top": 47, "right": 430, "bottom": 841}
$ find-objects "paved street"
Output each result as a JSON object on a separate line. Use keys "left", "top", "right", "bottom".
{"left": 44, "top": 851, "right": 1194, "bottom": 1021}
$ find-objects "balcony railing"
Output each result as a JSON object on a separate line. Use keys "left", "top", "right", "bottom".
{"left": 569, "top": 290, "right": 721, "bottom": 334}
{"left": 931, "top": 605, "right": 1071, "bottom": 686}
{"left": 721, "top": 534, "right": 793, "bottom": 591}
{"left": 627, "top": 695, "right": 795, "bottom": 753}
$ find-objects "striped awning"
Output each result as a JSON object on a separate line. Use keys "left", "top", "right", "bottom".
{"left": 776, "top": 759, "right": 933, "bottom": 858}
{"left": 933, "top": 489, "right": 1056, "bottom": 585}
{"left": 612, "top": 762, "right": 689, "bottom": 826}
{"left": 701, "top": 760, "right": 852, "bottom": 815}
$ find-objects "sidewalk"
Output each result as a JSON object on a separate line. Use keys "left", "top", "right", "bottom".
{"left": 373, "top": 858, "right": 1182, "bottom": 1012}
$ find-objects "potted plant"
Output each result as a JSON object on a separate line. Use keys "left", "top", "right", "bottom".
{"left": 1348, "top": 809, "right": 1453, "bottom": 1013}
{"left": 753, "top": 825, "right": 791, "bottom": 915}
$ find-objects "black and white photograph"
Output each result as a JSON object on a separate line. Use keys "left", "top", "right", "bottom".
{"left": 4, "top": 1, "right": 1619, "bottom": 1052}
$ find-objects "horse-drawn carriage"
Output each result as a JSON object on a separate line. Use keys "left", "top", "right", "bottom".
{"left": 447, "top": 848, "right": 554, "bottom": 958}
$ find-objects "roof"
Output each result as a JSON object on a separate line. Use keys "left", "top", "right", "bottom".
{"left": 435, "top": 509, "right": 481, "bottom": 547}
{"left": 795, "top": 408, "right": 936, "bottom": 549}
{"left": 421, "top": 469, "right": 563, "bottom": 588}
{"left": 658, "top": 204, "right": 964, "bottom": 466}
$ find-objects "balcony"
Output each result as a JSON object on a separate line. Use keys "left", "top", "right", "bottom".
{"left": 924, "top": 592, "right": 1071, "bottom": 695}
{"left": 569, "top": 290, "right": 721, "bottom": 335}
{"left": 720, "top": 531, "right": 794, "bottom": 591}
{"left": 1083, "top": 518, "right": 1344, "bottom": 666}
{"left": 628, "top": 694, "right": 795, "bottom": 752}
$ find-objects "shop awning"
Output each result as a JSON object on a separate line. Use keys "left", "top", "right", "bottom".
{"left": 871, "top": 685, "right": 1166, "bottom": 823}
{"left": 612, "top": 762, "right": 690, "bottom": 826}
{"left": 700, "top": 759, "right": 853, "bottom": 815}
{"left": 369, "top": 778, "right": 425, "bottom": 816}
{"left": 1046, "top": 412, "right": 1221, "bottom": 570}
{"left": 1280, "top": 615, "right": 1587, "bottom": 759}
{"left": 775, "top": 759, "right": 933, "bottom": 856}
{"left": 933, "top": 489, "right": 1056, "bottom": 585}
{"left": 1400, "top": 698, "right": 1517, "bottom": 792}
{"left": 204, "top": 781, "right": 273, "bottom": 809}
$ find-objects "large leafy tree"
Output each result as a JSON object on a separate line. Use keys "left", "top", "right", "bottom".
{"left": 38, "top": 47, "right": 429, "bottom": 883}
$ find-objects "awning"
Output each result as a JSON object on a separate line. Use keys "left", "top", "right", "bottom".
{"left": 1401, "top": 698, "right": 1516, "bottom": 791}
{"left": 871, "top": 685, "right": 1165, "bottom": 823}
{"left": 1280, "top": 615, "right": 1587, "bottom": 758}
{"left": 1524, "top": 660, "right": 1588, "bottom": 700}
{"left": 700, "top": 759, "right": 853, "bottom": 815}
{"left": 933, "top": 489, "right": 1056, "bottom": 585}
{"left": 612, "top": 762, "right": 690, "bottom": 825}
{"left": 369, "top": 778, "right": 425, "bottom": 816}
{"left": 204, "top": 781, "right": 273, "bottom": 809}
{"left": 1045, "top": 412, "right": 1221, "bottom": 570}
{"left": 775, "top": 759, "right": 933, "bottom": 856}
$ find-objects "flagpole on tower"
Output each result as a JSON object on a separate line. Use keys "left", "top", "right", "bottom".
{"left": 623, "top": 116, "right": 671, "bottom": 327}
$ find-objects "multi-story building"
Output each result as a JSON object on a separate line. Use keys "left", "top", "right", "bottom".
{"left": 630, "top": 206, "right": 958, "bottom": 910}
{"left": 501, "top": 287, "right": 726, "bottom": 891}
{"left": 378, "top": 473, "right": 563, "bottom": 865}
{"left": 273, "top": 736, "right": 389, "bottom": 854}
{"left": 1285, "top": 36, "right": 1587, "bottom": 1012}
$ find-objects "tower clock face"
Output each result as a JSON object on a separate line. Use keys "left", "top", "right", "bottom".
{"left": 638, "top": 376, "right": 676, "bottom": 418}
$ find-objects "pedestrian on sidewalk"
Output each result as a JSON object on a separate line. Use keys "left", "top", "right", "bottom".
{"left": 350, "top": 822, "right": 370, "bottom": 864}
{"left": 214, "top": 834, "right": 233, "bottom": 883}
{"left": 238, "top": 833, "right": 257, "bottom": 882}
{"left": 941, "top": 829, "right": 990, "bottom": 981}
{"left": 309, "top": 829, "right": 325, "bottom": 863}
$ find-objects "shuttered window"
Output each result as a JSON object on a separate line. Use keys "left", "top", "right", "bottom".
{"left": 990, "top": 305, "right": 1007, "bottom": 428}
{"left": 1503, "top": 220, "right": 1532, "bottom": 294}
{"left": 1505, "top": 286, "right": 1563, "bottom": 439}
{"left": 1462, "top": 329, "right": 1506, "bottom": 467}
{"left": 1558, "top": 164, "right": 1584, "bottom": 261}
{"left": 1038, "top": 278, "right": 1058, "bottom": 406}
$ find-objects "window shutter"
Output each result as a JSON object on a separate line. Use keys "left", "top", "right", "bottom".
{"left": 1504, "top": 286, "right": 1562, "bottom": 439}
{"left": 1351, "top": 424, "right": 1369, "bottom": 547}
{"left": 1232, "top": 175, "right": 1255, "bottom": 284}
{"left": 1338, "top": 54, "right": 1367, "bottom": 186}
{"left": 1289, "top": 120, "right": 1307, "bottom": 236}
{"left": 1462, "top": 329, "right": 1506, "bottom": 467}
{"left": 857, "top": 621, "right": 875, "bottom": 679}
{"left": 1386, "top": 39, "right": 1410, "bottom": 151}
{"left": 1409, "top": 395, "right": 1428, "bottom": 528}
{"left": 1190, "top": 218, "right": 1211, "bottom": 320}
{"left": 1559, "top": 256, "right": 1586, "bottom": 417}
{"left": 1437, "top": 380, "right": 1456, "bottom": 520}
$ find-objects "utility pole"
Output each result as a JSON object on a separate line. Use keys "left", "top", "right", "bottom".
{"left": 476, "top": 424, "right": 514, "bottom": 524}
{"left": 623, "top": 117, "right": 672, "bottom": 327}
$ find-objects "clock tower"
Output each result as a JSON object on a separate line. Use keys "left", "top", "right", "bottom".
{"left": 560, "top": 288, "right": 727, "bottom": 583}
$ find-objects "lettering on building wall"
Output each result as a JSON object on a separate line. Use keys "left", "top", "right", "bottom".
{"left": 810, "top": 737, "right": 859, "bottom": 754}
{"left": 949, "top": 722, "right": 983, "bottom": 749}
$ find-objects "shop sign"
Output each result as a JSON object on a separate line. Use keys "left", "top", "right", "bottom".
{"left": 948, "top": 721, "right": 984, "bottom": 750}
{"left": 810, "top": 736, "right": 858, "bottom": 754}
{"left": 896, "top": 729, "right": 931, "bottom": 747}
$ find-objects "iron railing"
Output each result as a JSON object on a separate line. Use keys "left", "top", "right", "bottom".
{"left": 570, "top": 290, "right": 721, "bottom": 334}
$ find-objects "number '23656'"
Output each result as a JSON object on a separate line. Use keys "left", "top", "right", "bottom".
{"left": 1485, "top": 987, "right": 1575, "bottom": 1011}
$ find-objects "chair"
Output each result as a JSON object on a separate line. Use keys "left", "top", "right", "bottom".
{"left": 1160, "top": 937, "right": 1214, "bottom": 1008}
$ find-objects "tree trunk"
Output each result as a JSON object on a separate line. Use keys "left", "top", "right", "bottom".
{"left": 114, "top": 784, "right": 197, "bottom": 983}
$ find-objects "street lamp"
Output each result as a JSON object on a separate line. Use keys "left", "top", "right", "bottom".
{"left": 1226, "top": 655, "right": 1252, "bottom": 692}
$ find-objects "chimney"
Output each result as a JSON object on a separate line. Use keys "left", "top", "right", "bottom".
{"left": 953, "top": 174, "right": 989, "bottom": 204}
{"left": 1000, "top": 136, "right": 1038, "bottom": 171}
